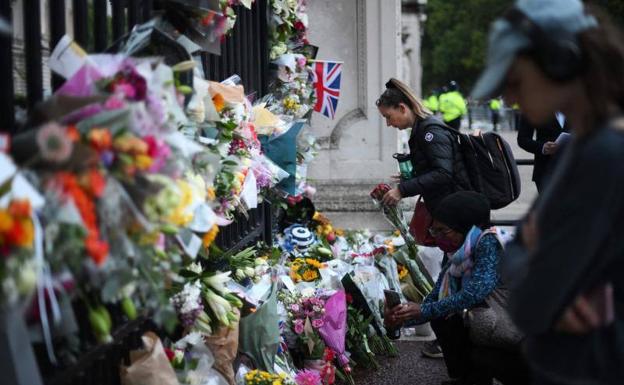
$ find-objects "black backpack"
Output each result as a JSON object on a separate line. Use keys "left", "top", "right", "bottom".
{"left": 421, "top": 120, "right": 521, "bottom": 210}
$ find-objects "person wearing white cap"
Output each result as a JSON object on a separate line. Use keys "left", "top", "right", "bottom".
{"left": 473, "top": 0, "right": 624, "bottom": 384}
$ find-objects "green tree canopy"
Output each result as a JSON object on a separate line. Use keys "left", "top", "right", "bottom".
{"left": 421, "top": 0, "right": 624, "bottom": 96}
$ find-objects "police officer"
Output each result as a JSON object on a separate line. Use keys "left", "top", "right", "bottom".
{"left": 438, "top": 81, "right": 467, "bottom": 130}
{"left": 489, "top": 97, "right": 502, "bottom": 131}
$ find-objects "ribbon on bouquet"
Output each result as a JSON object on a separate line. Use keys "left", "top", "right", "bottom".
{"left": 34, "top": 214, "right": 62, "bottom": 365}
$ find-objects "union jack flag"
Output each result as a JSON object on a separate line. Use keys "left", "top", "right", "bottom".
{"left": 312, "top": 60, "right": 343, "bottom": 119}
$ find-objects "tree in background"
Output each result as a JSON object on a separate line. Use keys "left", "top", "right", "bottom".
{"left": 421, "top": 0, "right": 624, "bottom": 96}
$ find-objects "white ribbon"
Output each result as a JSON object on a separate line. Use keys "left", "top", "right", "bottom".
{"left": 34, "top": 215, "right": 61, "bottom": 365}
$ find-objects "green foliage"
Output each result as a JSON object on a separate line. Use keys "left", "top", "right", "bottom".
{"left": 421, "top": 0, "right": 624, "bottom": 95}
{"left": 422, "top": 0, "right": 512, "bottom": 94}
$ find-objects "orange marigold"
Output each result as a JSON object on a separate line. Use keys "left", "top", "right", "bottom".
{"left": 203, "top": 224, "right": 219, "bottom": 248}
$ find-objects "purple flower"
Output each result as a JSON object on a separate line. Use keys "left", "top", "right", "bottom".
{"left": 294, "top": 319, "right": 304, "bottom": 335}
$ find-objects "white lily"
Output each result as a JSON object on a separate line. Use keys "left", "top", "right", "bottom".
{"left": 204, "top": 288, "right": 232, "bottom": 326}
{"left": 203, "top": 270, "right": 231, "bottom": 293}
{"left": 244, "top": 266, "right": 256, "bottom": 277}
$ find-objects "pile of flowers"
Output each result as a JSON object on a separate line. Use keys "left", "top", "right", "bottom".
{"left": 289, "top": 257, "right": 324, "bottom": 283}
{"left": 0, "top": 199, "right": 36, "bottom": 306}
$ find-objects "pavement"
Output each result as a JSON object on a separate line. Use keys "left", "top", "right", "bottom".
{"left": 352, "top": 340, "right": 450, "bottom": 385}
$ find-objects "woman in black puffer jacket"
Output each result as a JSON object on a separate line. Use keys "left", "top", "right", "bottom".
{"left": 378, "top": 78, "right": 472, "bottom": 214}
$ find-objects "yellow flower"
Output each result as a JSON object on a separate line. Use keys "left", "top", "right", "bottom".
{"left": 398, "top": 264, "right": 408, "bottom": 280}
{"left": 203, "top": 224, "right": 219, "bottom": 248}
{"left": 207, "top": 186, "right": 216, "bottom": 201}
{"left": 335, "top": 228, "right": 345, "bottom": 237}
{"left": 302, "top": 269, "right": 318, "bottom": 282}
{"left": 135, "top": 154, "right": 154, "bottom": 170}
{"left": 305, "top": 258, "right": 322, "bottom": 269}
{"left": 0, "top": 210, "right": 14, "bottom": 232}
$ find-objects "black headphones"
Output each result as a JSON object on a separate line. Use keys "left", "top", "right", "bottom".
{"left": 503, "top": 7, "right": 584, "bottom": 82}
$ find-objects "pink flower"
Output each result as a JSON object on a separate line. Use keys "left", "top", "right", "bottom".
{"left": 312, "top": 318, "right": 324, "bottom": 328}
{"left": 295, "top": 370, "right": 321, "bottom": 385}
{"left": 104, "top": 95, "right": 125, "bottom": 110}
{"left": 113, "top": 83, "right": 136, "bottom": 99}
{"left": 290, "top": 304, "right": 300, "bottom": 312}
{"left": 36, "top": 123, "right": 73, "bottom": 163}
{"left": 294, "top": 321, "right": 304, "bottom": 335}
{"left": 144, "top": 135, "right": 171, "bottom": 172}
{"left": 303, "top": 184, "right": 316, "bottom": 199}
{"left": 297, "top": 56, "right": 307, "bottom": 68}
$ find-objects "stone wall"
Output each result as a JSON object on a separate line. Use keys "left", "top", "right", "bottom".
{"left": 307, "top": 0, "right": 419, "bottom": 231}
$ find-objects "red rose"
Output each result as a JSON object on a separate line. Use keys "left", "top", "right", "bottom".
{"left": 164, "top": 347, "right": 175, "bottom": 361}
{"left": 294, "top": 20, "right": 306, "bottom": 31}
{"left": 369, "top": 183, "right": 391, "bottom": 201}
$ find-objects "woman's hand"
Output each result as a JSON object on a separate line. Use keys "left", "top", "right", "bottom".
{"left": 390, "top": 173, "right": 402, "bottom": 182}
{"left": 384, "top": 304, "right": 403, "bottom": 328}
{"left": 392, "top": 302, "right": 422, "bottom": 324}
{"left": 381, "top": 188, "right": 402, "bottom": 206}
{"left": 555, "top": 283, "right": 614, "bottom": 334}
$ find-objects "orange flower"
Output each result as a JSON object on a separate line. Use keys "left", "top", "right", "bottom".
{"left": 202, "top": 224, "right": 219, "bottom": 248}
{"left": 8, "top": 199, "right": 31, "bottom": 218}
{"left": 88, "top": 169, "right": 106, "bottom": 198}
{"left": 4, "top": 219, "right": 33, "bottom": 248}
{"left": 85, "top": 235, "right": 109, "bottom": 266}
{"left": 66, "top": 125, "right": 80, "bottom": 142}
{"left": 212, "top": 93, "right": 226, "bottom": 113}
{"left": 88, "top": 128, "right": 112, "bottom": 151}
{"left": 0, "top": 210, "right": 14, "bottom": 233}
{"left": 78, "top": 169, "right": 107, "bottom": 198}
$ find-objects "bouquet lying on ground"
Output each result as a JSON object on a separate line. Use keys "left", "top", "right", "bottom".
{"left": 369, "top": 183, "right": 433, "bottom": 296}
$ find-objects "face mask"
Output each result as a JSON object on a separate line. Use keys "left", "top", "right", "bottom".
{"left": 436, "top": 235, "right": 463, "bottom": 253}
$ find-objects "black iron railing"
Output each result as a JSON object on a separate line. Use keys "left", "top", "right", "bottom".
{"left": 1, "top": 2, "right": 274, "bottom": 385}
{"left": 1, "top": 0, "right": 270, "bottom": 134}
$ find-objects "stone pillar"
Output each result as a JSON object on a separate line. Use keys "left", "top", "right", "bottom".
{"left": 401, "top": 12, "right": 424, "bottom": 98}
{"left": 307, "top": 0, "right": 403, "bottom": 231}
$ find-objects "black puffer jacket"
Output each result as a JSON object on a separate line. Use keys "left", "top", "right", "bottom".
{"left": 398, "top": 116, "right": 472, "bottom": 212}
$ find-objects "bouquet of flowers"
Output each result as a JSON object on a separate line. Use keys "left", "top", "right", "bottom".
{"left": 0, "top": 199, "right": 37, "bottom": 307}
{"left": 172, "top": 262, "right": 243, "bottom": 335}
{"left": 245, "top": 369, "right": 289, "bottom": 385}
{"left": 280, "top": 291, "right": 327, "bottom": 360}
{"left": 369, "top": 183, "right": 433, "bottom": 295}
{"left": 225, "top": 246, "right": 270, "bottom": 284}
{"left": 289, "top": 257, "right": 323, "bottom": 283}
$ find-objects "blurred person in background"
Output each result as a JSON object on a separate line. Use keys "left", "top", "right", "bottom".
{"left": 439, "top": 81, "right": 468, "bottom": 130}
{"left": 424, "top": 89, "right": 441, "bottom": 115}
{"left": 473, "top": 0, "right": 624, "bottom": 383}
{"left": 488, "top": 97, "right": 502, "bottom": 132}
{"left": 516, "top": 113, "right": 569, "bottom": 192}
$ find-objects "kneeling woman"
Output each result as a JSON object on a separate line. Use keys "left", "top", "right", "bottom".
{"left": 385, "top": 191, "right": 526, "bottom": 384}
